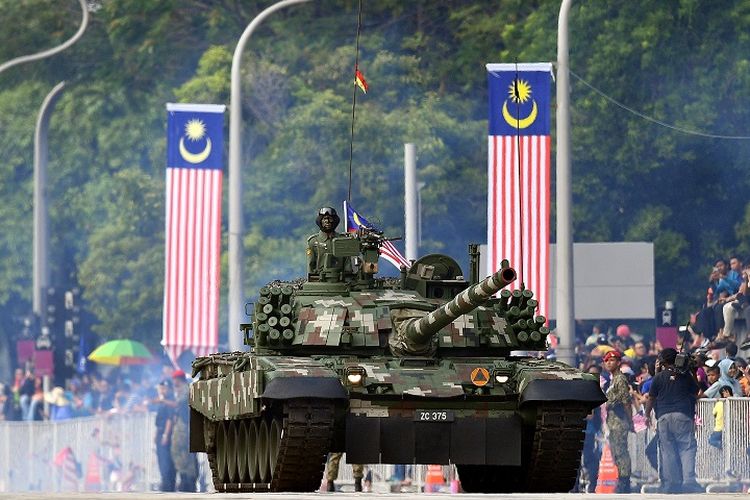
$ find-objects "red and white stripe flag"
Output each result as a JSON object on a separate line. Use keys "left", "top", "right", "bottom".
{"left": 344, "top": 200, "right": 410, "bottom": 270}
{"left": 380, "top": 239, "right": 410, "bottom": 269}
{"left": 163, "top": 103, "right": 225, "bottom": 365}
{"left": 486, "top": 63, "right": 552, "bottom": 320}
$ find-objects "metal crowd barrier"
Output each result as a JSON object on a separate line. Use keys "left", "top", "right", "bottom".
{"left": 698, "top": 397, "right": 750, "bottom": 484}
{"left": 628, "top": 397, "right": 750, "bottom": 488}
{"left": 0, "top": 412, "right": 162, "bottom": 492}
{"left": 627, "top": 425, "right": 658, "bottom": 484}
{"left": 3, "top": 399, "right": 748, "bottom": 493}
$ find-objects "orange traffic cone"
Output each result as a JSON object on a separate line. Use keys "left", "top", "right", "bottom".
{"left": 595, "top": 441, "right": 619, "bottom": 493}
{"left": 424, "top": 465, "right": 445, "bottom": 493}
{"left": 83, "top": 452, "right": 102, "bottom": 492}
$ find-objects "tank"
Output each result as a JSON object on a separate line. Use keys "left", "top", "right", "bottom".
{"left": 188, "top": 228, "right": 605, "bottom": 493}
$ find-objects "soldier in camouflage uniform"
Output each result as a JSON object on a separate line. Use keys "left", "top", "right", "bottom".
{"left": 325, "top": 452, "right": 364, "bottom": 492}
{"left": 170, "top": 371, "right": 198, "bottom": 492}
{"left": 307, "top": 207, "right": 349, "bottom": 275}
{"left": 602, "top": 350, "right": 632, "bottom": 493}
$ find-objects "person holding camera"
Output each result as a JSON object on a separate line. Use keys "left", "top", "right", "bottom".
{"left": 644, "top": 348, "right": 702, "bottom": 493}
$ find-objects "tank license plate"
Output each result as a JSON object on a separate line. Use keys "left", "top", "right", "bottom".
{"left": 414, "top": 410, "right": 455, "bottom": 422}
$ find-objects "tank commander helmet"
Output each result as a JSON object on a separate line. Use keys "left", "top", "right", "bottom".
{"left": 316, "top": 206, "right": 340, "bottom": 232}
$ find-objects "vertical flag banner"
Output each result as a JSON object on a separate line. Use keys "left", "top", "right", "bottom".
{"left": 344, "top": 201, "right": 410, "bottom": 270}
{"left": 163, "top": 103, "right": 225, "bottom": 365}
{"left": 486, "top": 63, "right": 552, "bottom": 320}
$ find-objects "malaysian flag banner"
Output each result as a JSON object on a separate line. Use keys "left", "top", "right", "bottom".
{"left": 163, "top": 103, "right": 225, "bottom": 365}
{"left": 344, "top": 201, "right": 410, "bottom": 270}
{"left": 486, "top": 63, "right": 552, "bottom": 320}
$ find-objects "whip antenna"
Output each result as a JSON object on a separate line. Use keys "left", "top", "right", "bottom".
{"left": 348, "top": 0, "right": 364, "bottom": 202}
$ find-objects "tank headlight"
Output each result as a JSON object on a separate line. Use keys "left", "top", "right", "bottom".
{"left": 345, "top": 367, "right": 366, "bottom": 386}
{"left": 495, "top": 375, "right": 510, "bottom": 384}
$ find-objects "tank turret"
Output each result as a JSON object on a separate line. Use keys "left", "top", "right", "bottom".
{"left": 389, "top": 264, "right": 517, "bottom": 356}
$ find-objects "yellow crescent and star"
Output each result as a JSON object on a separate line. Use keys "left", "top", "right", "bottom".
{"left": 352, "top": 212, "right": 365, "bottom": 228}
{"left": 502, "top": 78, "right": 538, "bottom": 129}
{"left": 179, "top": 118, "right": 212, "bottom": 164}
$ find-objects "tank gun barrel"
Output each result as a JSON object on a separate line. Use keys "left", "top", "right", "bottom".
{"left": 408, "top": 265, "right": 517, "bottom": 345}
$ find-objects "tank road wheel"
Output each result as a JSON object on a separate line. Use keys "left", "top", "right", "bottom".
{"left": 257, "top": 419, "right": 270, "bottom": 482}
{"left": 236, "top": 421, "right": 250, "bottom": 483}
{"left": 207, "top": 399, "right": 336, "bottom": 492}
{"left": 226, "top": 421, "right": 239, "bottom": 483}
{"left": 269, "top": 417, "right": 282, "bottom": 477}
{"left": 247, "top": 419, "right": 259, "bottom": 482}
{"left": 214, "top": 421, "right": 229, "bottom": 484}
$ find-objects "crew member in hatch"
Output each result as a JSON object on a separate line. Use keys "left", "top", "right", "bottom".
{"left": 307, "top": 206, "right": 345, "bottom": 275}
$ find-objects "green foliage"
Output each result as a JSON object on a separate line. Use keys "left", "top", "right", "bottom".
{"left": 76, "top": 167, "right": 164, "bottom": 343}
{"left": 3, "top": 0, "right": 750, "bottom": 349}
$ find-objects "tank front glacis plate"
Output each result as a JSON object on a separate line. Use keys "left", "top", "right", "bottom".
{"left": 338, "top": 356, "right": 517, "bottom": 399}
{"left": 338, "top": 355, "right": 604, "bottom": 410}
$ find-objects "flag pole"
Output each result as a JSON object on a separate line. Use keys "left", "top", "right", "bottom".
{"left": 348, "top": 0, "right": 364, "bottom": 202}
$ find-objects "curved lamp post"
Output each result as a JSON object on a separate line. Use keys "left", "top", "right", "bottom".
{"left": 0, "top": 0, "right": 88, "bottom": 77}
{"left": 33, "top": 81, "right": 66, "bottom": 316}
{"left": 228, "top": 0, "right": 312, "bottom": 351}
{"left": 0, "top": 0, "right": 89, "bottom": 318}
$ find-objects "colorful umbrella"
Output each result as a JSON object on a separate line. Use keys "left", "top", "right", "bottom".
{"left": 87, "top": 339, "right": 153, "bottom": 366}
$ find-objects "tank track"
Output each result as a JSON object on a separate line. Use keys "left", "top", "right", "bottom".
{"left": 524, "top": 402, "right": 590, "bottom": 492}
{"left": 457, "top": 402, "right": 590, "bottom": 493}
{"left": 208, "top": 398, "right": 335, "bottom": 493}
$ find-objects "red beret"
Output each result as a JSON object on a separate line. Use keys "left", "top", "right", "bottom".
{"left": 603, "top": 350, "right": 622, "bottom": 362}
{"left": 172, "top": 369, "right": 186, "bottom": 379}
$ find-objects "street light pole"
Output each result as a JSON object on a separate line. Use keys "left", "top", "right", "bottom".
{"left": 228, "top": 0, "right": 312, "bottom": 352}
{"left": 33, "top": 82, "right": 66, "bottom": 318}
{"left": 0, "top": 0, "right": 88, "bottom": 77}
{"left": 404, "top": 143, "right": 417, "bottom": 262}
{"left": 0, "top": 0, "right": 88, "bottom": 314}
{"left": 556, "top": 0, "right": 575, "bottom": 366}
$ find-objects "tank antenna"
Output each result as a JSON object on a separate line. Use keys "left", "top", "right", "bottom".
{"left": 347, "top": 0, "right": 364, "bottom": 202}
{"left": 513, "top": 59, "right": 525, "bottom": 288}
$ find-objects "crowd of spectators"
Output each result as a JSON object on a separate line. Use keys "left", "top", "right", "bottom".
{"left": 693, "top": 256, "right": 750, "bottom": 349}
{"left": 0, "top": 361, "right": 198, "bottom": 492}
{"left": 0, "top": 362, "right": 178, "bottom": 422}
